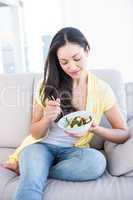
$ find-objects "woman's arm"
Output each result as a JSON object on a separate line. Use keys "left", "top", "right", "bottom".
{"left": 30, "top": 102, "right": 50, "bottom": 139}
{"left": 89, "top": 104, "right": 130, "bottom": 144}
{"left": 30, "top": 98, "right": 61, "bottom": 139}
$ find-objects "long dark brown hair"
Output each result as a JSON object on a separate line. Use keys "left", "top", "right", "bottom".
{"left": 40, "top": 27, "right": 90, "bottom": 121}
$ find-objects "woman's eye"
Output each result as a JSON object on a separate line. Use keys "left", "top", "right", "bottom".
{"left": 59, "top": 60, "right": 68, "bottom": 65}
{"left": 74, "top": 57, "right": 81, "bottom": 61}
{"left": 61, "top": 61, "right": 67, "bottom": 65}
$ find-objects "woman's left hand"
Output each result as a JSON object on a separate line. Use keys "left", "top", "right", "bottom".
{"left": 89, "top": 122, "right": 100, "bottom": 133}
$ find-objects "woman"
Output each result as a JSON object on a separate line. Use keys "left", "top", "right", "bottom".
{"left": 2, "top": 27, "right": 130, "bottom": 200}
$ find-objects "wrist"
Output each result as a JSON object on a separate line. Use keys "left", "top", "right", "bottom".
{"left": 42, "top": 116, "right": 51, "bottom": 125}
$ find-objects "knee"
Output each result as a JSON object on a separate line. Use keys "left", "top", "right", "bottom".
{"left": 83, "top": 148, "right": 107, "bottom": 179}
{"left": 94, "top": 154, "right": 106, "bottom": 178}
{"left": 91, "top": 149, "right": 106, "bottom": 178}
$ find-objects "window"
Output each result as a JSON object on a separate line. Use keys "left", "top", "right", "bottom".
{"left": 0, "top": 0, "right": 27, "bottom": 73}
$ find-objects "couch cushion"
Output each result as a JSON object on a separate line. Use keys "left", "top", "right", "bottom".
{"left": 1, "top": 170, "right": 133, "bottom": 200}
{"left": 0, "top": 166, "right": 17, "bottom": 199}
{"left": 104, "top": 126, "right": 133, "bottom": 176}
{"left": 44, "top": 172, "right": 133, "bottom": 200}
{"left": 125, "top": 82, "right": 133, "bottom": 121}
{"left": 0, "top": 73, "right": 34, "bottom": 148}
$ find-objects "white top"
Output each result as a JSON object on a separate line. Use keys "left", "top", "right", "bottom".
{"left": 42, "top": 121, "right": 76, "bottom": 147}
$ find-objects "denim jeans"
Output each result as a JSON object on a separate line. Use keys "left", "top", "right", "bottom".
{"left": 13, "top": 142, "right": 106, "bottom": 200}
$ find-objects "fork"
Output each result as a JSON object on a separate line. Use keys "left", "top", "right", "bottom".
{"left": 48, "top": 95, "right": 65, "bottom": 117}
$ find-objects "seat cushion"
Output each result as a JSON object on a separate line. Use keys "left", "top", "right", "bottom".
{"left": 44, "top": 172, "right": 133, "bottom": 200}
{"left": 1, "top": 169, "right": 133, "bottom": 200}
{"left": 0, "top": 166, "right": 17, "bottom": 199}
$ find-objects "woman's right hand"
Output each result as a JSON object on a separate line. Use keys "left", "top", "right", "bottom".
{"left": 43, "top": 98, "right": 61, "bottom": 123}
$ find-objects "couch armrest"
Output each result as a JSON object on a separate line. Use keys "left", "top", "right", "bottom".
{"left": 104, "top": 127, "right": 133, "bottom": 176}
{"left": 127, "top": 117, "right": 133, "bottom": 129}
{"left": 125, "top": 82, "right": 133, "bottom": 122}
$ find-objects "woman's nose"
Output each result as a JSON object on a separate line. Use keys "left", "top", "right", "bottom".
{"left": 67, "top": 61, "right": 77, "bottom": 70}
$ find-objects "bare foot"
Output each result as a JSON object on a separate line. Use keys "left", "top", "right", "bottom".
{"left": 1, "top": 162, "right": 19, "bottom": 175}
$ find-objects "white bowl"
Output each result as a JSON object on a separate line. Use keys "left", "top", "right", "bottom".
{"left": 57, "top": 110, "right": 93, "bottom": 135}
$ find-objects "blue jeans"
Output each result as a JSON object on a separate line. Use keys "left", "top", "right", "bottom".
{"left": 13, "top": 142, "right": 106, "bottom": 200}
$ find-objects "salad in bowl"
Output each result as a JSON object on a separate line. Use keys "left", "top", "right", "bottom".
{"left": 58, "top": 110, "right": 93, "bottom": 134}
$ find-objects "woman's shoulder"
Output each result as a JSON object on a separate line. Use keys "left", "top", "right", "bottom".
{"left": 88, "top": 71, "right": 116, "bottom": 111}
{"left": 88, "top": 70, "right": 110, "bottom": 90}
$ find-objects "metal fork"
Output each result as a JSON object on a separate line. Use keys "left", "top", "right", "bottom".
{"left": 48, "top": 95, "right": 65, "bottom": 117}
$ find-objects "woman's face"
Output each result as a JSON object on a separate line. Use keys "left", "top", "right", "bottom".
{"left": 57, "top": 42, "right": 89, "bottom": 79}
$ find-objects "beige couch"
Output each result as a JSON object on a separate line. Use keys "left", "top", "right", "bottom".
{"left": 0, "top": 69, "right": 133, "bottom": 200}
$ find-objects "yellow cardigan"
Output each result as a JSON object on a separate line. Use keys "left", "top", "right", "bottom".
{"left": 8, "top": 71, "right": 116, "bottom": 163}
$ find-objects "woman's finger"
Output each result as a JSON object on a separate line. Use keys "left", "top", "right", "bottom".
{"left": 47, "top": 100, "right": 60, "bottom": 106}
{"left": 56, "top": 98, "right": 60, "bottom": 103}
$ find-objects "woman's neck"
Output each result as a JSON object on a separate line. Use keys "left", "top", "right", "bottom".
{"left": 73, "top": 70, "right": 88, "bottom": 87}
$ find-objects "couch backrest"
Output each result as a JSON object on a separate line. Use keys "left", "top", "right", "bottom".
{"left": 0, "top": 69, "right": 127, "bottom": 149}
{"left": 125, "top": 82, "right": 133, "bottom": 122}
{"left": 0, "top": 73, "right": 34, "bottom": 148}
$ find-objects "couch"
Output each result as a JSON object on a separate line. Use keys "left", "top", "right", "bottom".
{"left": 0, "top": 69, "right": 133, "bottom": 200}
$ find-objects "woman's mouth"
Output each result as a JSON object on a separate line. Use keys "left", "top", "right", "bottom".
{"left": 69, "top": 70, "right": 80, "bottom": 76}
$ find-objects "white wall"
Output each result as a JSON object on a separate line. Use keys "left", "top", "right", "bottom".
{"left": 0, "top": 3, "right": 26, "bottom": 73}
{"left": 61, "top": 0, "right": 133, "bottom": 82}
{"left": 23, "top": 0, "right": 63, "bottom": 72}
